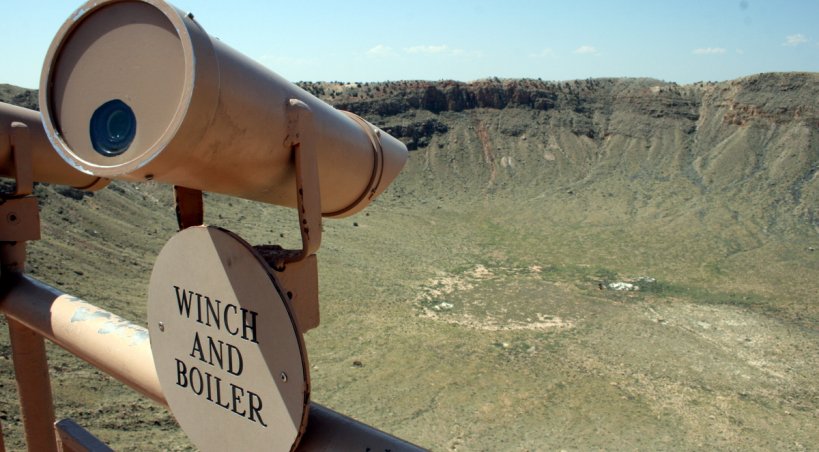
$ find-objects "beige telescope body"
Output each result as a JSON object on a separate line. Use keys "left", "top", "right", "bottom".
{"left": 0, "top": 102, "right": 108, "bottom": 190}
{"left": 40, "top": 0, "right": 407, "bottom": 217}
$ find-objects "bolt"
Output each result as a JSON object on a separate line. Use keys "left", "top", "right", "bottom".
{"left": 6, "top": 213, "right": 18, "bottom": 224}
{"left": 158, "top": 322, "right": 165, "bottom": 332}
{"left": 280, "top": 372, "right": 288, "bottom": 383}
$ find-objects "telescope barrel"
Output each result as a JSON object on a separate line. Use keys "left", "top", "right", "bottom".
{"left": 0, "top": 102, "right": 108, "bottom": 191}
{"left": 40, "top": 0, "right": 407, "bottom": 217}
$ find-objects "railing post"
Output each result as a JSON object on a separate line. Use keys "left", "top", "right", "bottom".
{"left": 7, "top": 317, "right": 58, "bottom": 452}
{"left": 0, "top": 120, "right": 58, "bottom": 451}
{"left": 2, "top": 242, "right": 58, "bottom": 452}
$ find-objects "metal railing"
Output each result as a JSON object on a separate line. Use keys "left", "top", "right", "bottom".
{"left": 0, "top": 247, "right": 422, "bottom": 451}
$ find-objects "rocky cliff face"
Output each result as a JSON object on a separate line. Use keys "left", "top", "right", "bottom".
{"left": 301, "top": 73, "right": 815, "bottom": 150}
{"left": 296, "top": 73, "right": 818, "bottom": 234}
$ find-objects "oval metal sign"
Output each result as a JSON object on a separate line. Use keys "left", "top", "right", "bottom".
{"left": 148, "top": 226, "right": 309, "bottom": 451}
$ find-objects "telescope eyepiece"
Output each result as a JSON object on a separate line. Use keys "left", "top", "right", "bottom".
{"left": 90, "top": 99, "right": 136, "bottom": 157}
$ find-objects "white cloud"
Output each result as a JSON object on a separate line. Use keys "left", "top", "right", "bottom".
{"left": 574, "top": 45, "right": 598, "bottom": 55}
{"left": 401, "top": 45, "right": 481, "bottom": 59}
{"left": 367, "top": 44, "right": 396, "bottom": 57}
{"left": 693, "top": 47, "right": 727, "bottom": 55}
{"left": 735, "top": 49, "right": 745, "bottom": 55}
{"left": 405, "top": 45, "right": 451, "bottom": 54}
{"left": 529, "top": 48, "right": 555, "bottom": 58}
{"left": 783, "top": 34, "right": 808, "bottom": 46}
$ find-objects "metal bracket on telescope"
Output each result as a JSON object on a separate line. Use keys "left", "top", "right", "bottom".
{"left": 171, "top": 99, "right": 321, "bottom": 332}
{"left": 284, "top": 98, "right": 322, "bottom": 264}
{"left": 0, "top": 122, "right": 41, "bottom": 246}
{"left": 174, "top": 186, "right": 204, "bottom": 230}
{"left": 253, "top": 98, "right": 321, "bottom": 332}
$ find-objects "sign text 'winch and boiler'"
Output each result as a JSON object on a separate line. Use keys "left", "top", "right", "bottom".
{"left": 172, "top": 286, "right": 268, "bottom": 427}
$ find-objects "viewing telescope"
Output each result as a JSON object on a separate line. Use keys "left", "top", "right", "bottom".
{"left": 40, "top": 0, "right": 407, "bottom": 217}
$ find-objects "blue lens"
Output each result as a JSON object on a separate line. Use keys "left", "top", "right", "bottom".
{"left": 90, "top": 99, "right": 136, "bottom": 156}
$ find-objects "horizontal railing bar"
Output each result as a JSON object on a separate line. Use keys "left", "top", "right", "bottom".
{"left": 0, "top": 274, "right": 424, "bottom": 451}
{"left": 0, "top": 274, "right": 164, "bottom": 404}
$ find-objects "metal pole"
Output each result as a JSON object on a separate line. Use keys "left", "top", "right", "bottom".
{"left": 299, "top": 404, "right": 424, "bottom": 451}
{"left": 0, "top": 275, "right": 425, "bottom": 450}
{"left": 0, "top": 274, "right": 164, "bottom": 404}
{"left": 1, "top": 242, "right": 58, "bottom": 452}
{"left": 7, "top": 318, "right": 58, "bottom": 452}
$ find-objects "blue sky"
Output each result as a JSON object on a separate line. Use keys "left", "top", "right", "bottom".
{"left": 3, "top": 0, "right": 817, "bottom": 88}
